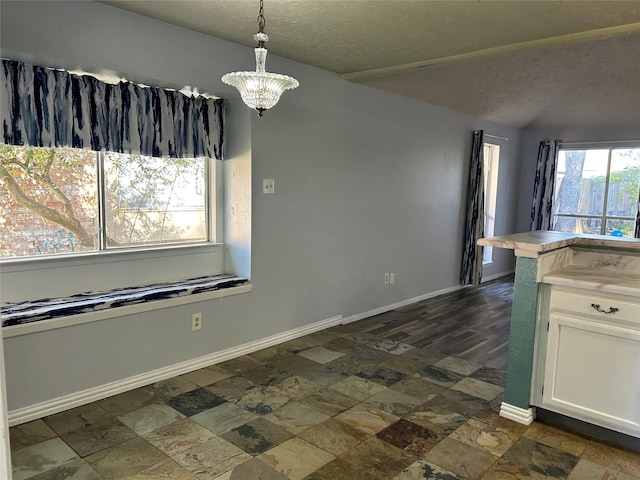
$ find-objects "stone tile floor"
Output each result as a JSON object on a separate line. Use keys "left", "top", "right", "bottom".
{"left": 9, "top": 283, "right": 640, "bottom": 479}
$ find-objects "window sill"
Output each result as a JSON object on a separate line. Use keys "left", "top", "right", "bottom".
{"left": 0, "top": 242, "right": 223, "bottom": 272}
{"left": 2, "top": 281, "right": 252, "bottom": 339}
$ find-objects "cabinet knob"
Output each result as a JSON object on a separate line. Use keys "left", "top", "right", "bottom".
{"left": 591, "top": 303, "right": 619, "bottom": 314}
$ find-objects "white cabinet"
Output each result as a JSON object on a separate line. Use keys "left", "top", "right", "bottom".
{"left": 536, "top": 286, "right": 640, "bottom": 438}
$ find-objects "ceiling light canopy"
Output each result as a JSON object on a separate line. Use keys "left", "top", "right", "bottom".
{"left": 221, "top": 0, "right": 299, "bottom": 117}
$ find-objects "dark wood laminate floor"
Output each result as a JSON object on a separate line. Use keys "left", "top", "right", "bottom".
{"left": 349, "top": 277, "right": 513, "bottom": 370}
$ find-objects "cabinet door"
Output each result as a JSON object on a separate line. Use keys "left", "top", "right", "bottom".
{"left": 543, "top": 312, "right": 640, "bottom": 437}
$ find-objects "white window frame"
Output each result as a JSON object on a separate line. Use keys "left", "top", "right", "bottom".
{"left": 552, "top": 142, "right": 640, "bottom": 236}
{"left": 0, "top": 146, "right": 219, "bottom": 263}
{"left": 483, "top": 142, "right": 500, "bottom": 265}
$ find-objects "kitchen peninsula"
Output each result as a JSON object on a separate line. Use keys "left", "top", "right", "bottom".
{"left": 478, "top": 231, "right": 640, "bottom": 442}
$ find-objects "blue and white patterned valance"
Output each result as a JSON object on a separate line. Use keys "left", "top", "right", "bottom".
{"left": 1, "top": 58, "right": 224, "bottom": 159}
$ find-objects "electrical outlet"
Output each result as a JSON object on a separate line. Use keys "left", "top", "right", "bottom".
{"left": 384, "top": 273, "right": 390, "bottom": 284}
{"left": 192, "top": 313, "right": 202, "bottom": 331}
{"left": 390, "top": 273, "right": 395, "bottom": 284}
{"left": 262, "top": 178, "right": 275, "bottom": 194}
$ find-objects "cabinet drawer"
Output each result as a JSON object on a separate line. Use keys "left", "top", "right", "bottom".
{"left": 549, "top": 288, "right": 640, "bottom": 326}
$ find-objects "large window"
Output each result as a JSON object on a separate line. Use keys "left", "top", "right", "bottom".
{"left": 483, "top": 142, "right": 500, "bottom": 264}
{"left": 552, "top": 146, "right": 640, "bottom": 237}
{"left": 0, "top": 144, "right": 210, "bottom": 259}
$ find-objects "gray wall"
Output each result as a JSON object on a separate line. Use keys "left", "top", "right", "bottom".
{"left": 516, "top": 126, "right": 640, "bottom": 232}
{"left": 0, "top": 1, "right": 521, "bottom": 411}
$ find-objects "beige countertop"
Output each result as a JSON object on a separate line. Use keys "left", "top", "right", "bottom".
{"left": 479, "top": 231, "right": 640, "bottom": 297}
{"left": 543, "top": 265, "right": 640, "bottom": 298}
{"left": 478, "top": 231, "right": 640, "bottom": 256}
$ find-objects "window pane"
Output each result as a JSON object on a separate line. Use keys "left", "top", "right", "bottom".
{"left": 0, "top": 144, "right": 99, "bottom": 258}
{"left": 103, "top": 153, "right": 207, "bottom": 248}
{"left": 606, "top": 149, "right": 640, "bottom": 219}
{"left": 483, "top": 143, "right": 500, "bottom": 264}
{"left": 553, "top": 150, "right": 609, "bottom": 224}
{"left": 605, "top": 219, "right": 636, "bottom": 238}
{"left": 552, "top": 215, "right": 602, "bottom": 235}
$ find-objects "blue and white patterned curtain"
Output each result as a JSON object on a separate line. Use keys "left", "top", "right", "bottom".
{"left": 460, "top": 130, "right": 484, "bottom": 286}
{"left": 1, "top": 58, "right": 224, "bottom": 159}
{"left": 529, "top": 140, "right": 559, "bottom": 231}
{"left": 635, "top": 189, "right": 640, "bottom": 238}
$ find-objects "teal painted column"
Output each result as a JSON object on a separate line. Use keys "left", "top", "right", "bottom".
{"left": 504, "top": 256, "right": 540, "bottom": 409}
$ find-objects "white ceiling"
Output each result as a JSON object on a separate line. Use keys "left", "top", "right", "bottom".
{"left": 102, "top": 0, "right": 640, "bottom": 128}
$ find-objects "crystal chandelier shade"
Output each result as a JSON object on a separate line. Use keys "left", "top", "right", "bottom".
{"left": 221, "top": 2, "right": 299, "bottom": 116}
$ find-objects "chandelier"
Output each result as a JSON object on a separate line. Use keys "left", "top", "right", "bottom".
{"left": 221, "top": 0, "right": 299, "bottom": 117}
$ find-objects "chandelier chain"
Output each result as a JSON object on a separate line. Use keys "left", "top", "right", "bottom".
{"left": 257, "top": 0, "right": 266, "bottom": 33}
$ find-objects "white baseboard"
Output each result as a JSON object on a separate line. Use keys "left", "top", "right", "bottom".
{"left": 342, "top": 285, "right": 461, "bottom": 325}
{"left": 8, "top": 315, "right": 342, "bottom": 426}
{"left": 500, "top": 402, "right": 536, "bottom": 425}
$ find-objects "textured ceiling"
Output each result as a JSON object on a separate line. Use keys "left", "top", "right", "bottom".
{"left": 101, "top": 0, "right": 640, "bottom": 128}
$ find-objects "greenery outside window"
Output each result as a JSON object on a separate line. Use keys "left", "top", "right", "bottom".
{"left": 0, "top": 144, "right": 211, "bottom": 259}
{"left": 552, "top": 146, "right": 640, "bottom": 237}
